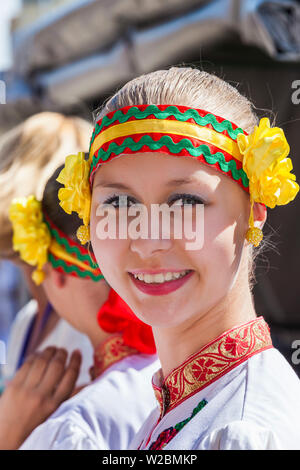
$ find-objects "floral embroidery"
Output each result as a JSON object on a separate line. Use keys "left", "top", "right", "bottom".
{"left": 191, "top": 357, "right": 224, "bottom": 382}
{"left": 223, "top": 332, "right": 250, "bottom": 356}
{"left": 149, "top": 399, "right": 208, "bottom": 450}
{"left": 90, "top": 334, "right": 139, "bottom": 380}
{"left": 153, "top": 317, "right": 273, "bottom": 416}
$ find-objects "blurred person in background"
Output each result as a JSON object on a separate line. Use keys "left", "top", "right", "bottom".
{"left": 0, "top": 112, "right": 94, "bottom": 388}
{"left": 10, "top": 164, "right": 159, "bottom": 450}
{"left": 0, "top": 259, "right": 27, "bottom": 345}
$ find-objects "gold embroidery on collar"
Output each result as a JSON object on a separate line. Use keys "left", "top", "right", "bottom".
{"left": 91, "top": 334, "right": 139, "bottom": 380}
{"left": 153, "top": 317, "right": 273, "bottom": 416}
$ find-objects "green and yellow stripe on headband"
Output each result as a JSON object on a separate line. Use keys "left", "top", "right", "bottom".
{"left": 9, "top": 195, "right": 104, "bottom": 284}
{"left": 57, "top": 104, "right": 299, "bottom": 248}
{"left": 89, "top": 104, "right": 249, "bottom": 191}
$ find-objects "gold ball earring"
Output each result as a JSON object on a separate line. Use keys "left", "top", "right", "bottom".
{"left": 76, "top": 224, "right": 90, "bottom": 245}
{"left": 246, "top": 195, "right": 263, "bottom": 247}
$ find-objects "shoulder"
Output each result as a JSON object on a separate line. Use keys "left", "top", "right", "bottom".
{"left": 199, "top": 420, "right": 280, "bottom": 450}
{"left": 57, "top": 353, "right": 159, "bottom": 416}
{"left": 20, "top": 414, "right": 102, "bottom": 450}
{"left": 242, "top": 347, "right": 300, "bottom": 422}
{"left": 22, "top": 354, "right": 160, "bottom": 450}
{"left": 177, "top": 348, "right": 300, "bottom": 450}
{"left": 9, "top": 299, "right": 37, "bottom": 332}
{"left": 219, "top": 347, "right": 300, "bottom": 449}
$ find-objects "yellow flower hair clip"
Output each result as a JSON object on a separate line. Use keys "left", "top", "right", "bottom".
{"left": 9, "top": 195, "right": 51, "bottom": 284}
{"left": 237, "top": 117, "right": 299, "bottom": 246}
{"left": 56, "top": 152, "right": 91, "bottom": 245}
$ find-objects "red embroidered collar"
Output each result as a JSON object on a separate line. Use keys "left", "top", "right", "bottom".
{"left": 90, "top": 334, "right": 139, "bottom": 380}
{"left": 152, "top": 316, "right": 273, "bottom": 417}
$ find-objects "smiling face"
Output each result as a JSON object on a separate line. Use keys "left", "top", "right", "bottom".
{"left": 90, "top": 152, "right": 255, "bottom": 329}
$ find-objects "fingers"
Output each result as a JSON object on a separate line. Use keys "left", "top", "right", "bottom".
{"left": 37, "top": 348, "right": 69, "bottom": 395}
{"left": 15, "top": 347, "right": 57, "bottom": 388}
{"left": 8, "top": 346, "right": 81, "bottom": 419}
{"left": 24, "top": 346, "right": 58, "bottom": 388}
{"left": 52, "top": 350, "right": 82, "bottom": 404}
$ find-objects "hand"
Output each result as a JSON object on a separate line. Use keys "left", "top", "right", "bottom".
{"left": 0, "top": 346, "right": 82, "bottom": 449}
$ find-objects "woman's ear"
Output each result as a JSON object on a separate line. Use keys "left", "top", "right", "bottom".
{"left": 52, "top": 269, "right": 67, "bottom": 288}
{"left": 253, "top": 202, "right": 267, "bottom": 230}
{"left": 43, "top": 263, "right": 67, "bottom": 289}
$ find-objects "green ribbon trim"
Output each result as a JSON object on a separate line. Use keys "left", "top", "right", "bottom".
{"left": 90, "top": 105, "right": 245, "bottom": 148}
{"left": 150, "top": 398, "right": 208, "bottom": 448}
{"left": 49, "top": 253, "right": 104, "bottom": 282}
{"left": 174, "top": 398, "right": 208, "bottom": 432}
{"left": 46, "top": 221, "right": 98, "bottom": 268}
{"left": 91, "top": 135, "right": 249, "bottom": 188}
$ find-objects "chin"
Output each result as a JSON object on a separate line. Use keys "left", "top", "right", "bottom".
{"left": 131, "top": 298, "right": 187, "bottom": 329}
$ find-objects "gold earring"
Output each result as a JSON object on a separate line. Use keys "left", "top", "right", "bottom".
{"left": 77, "top": 224, "right": 90, "bottom": 245}
{"left": 246, "top": 226, "right": 263, "bottom": 247}
{"left": 246, "top": 196, "right": 263, "bottom": 247}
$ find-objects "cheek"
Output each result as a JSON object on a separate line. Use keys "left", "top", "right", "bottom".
{"left": 184, "top": 208, "right": 244, "bottom": 289}
{"left": 90, "top": 211, "right": 127, "bottom": 292}
{"left": 212, "top": 221, "right": 246, "bottom": 294}
{"left": 204, "top": 205, "right": 245, "bottom": 256}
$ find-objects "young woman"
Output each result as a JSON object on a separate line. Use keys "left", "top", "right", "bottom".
{"left": 0, "top": 112, "right": 94, "bottom": 387}
{"left": 57, "top": 67, "right": 300, "bottom": 450}
{"left": 11, "top": 165, "right": 159, "bottom": 450}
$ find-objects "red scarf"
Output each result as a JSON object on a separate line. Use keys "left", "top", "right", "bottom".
{"left": 97, "top": 289, "right": 156, "bottom": 355}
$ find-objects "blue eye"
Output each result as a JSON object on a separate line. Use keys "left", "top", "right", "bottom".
{"left": 168, "top": 193, "right": 205, "bottom": 206}
{"left": 103, "top": 194, "right": 137, "bottom": 208}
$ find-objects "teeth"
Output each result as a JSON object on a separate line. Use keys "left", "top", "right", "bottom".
{"left": 144, "top": 274, "right": 152, "bottom": 284}
{"left": 154, "top": 273, "right": 165, "bottom": 283}
{"left": 133, "top": 270, "right": 190, "bottom": 284}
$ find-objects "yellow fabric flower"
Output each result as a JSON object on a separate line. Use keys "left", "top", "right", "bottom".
{"left": 237, "top": 117, "right": 299, "bottom": 247}
{"left": 237, "top": 117, "right": 299, "bottom": 208}
{"left": 57, "top": 152, "right": 91, "bottom": 226}
{"left": 9, "top": 195, "right": 51, "bottom": 284}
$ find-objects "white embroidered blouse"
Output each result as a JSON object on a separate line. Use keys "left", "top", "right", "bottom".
{"left": 130, "top": 316, "right": 300, "bottom": 450}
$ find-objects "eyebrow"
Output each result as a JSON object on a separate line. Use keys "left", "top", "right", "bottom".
{"left": 166, "top": 177, "right": 195, "bottom": 186}
{"left": 94, "top": 182, "right": 133, "bottom": 190}
{"left": 94, "top": 177, "right": 196, "bottom": 191}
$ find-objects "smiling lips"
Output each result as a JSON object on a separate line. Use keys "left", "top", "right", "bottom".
{"left": 128, "top": 269, "right": 194, "bottom": 295}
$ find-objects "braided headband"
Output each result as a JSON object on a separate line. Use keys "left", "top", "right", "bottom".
{"left": 9, "top": 195, "right": 104, "bottom": 285}
{"left": 57, "top": 104, "right": 299, "bottom": 247}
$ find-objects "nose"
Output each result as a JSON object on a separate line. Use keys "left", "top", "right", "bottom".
{"left": 130, "top": 236, "right": 173, "bottom": 260}
{"left": 128, "top": 202, "right": 175, "bottom": 259}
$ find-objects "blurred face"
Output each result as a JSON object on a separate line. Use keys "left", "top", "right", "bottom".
{"left": 42, "top": 266, "right": 110, "bottom": 335}
{"left": 90, "top": 152, "right": 252, "bottom": 329}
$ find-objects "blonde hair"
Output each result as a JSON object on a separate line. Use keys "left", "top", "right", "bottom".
{"left": 0, "top": 112, "right": 92, "bottom": 258}
{"left": 95, "top": 66, "right": 273, "bottom": 290}
{"left": 96, "top": 67, "right": 259, "bottom": 132}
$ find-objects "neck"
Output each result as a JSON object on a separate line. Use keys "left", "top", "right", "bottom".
{"left": 70, "top": 280, "right": 112, "bottom": 350}
{"left": 153, "top": 277, "right": 257, "bottom": 379}
{"left": 87, "top": 323, "right": 113, "bottom": 350}
{"left": 21, "top": 264, "right": 49, "bottom": 317}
